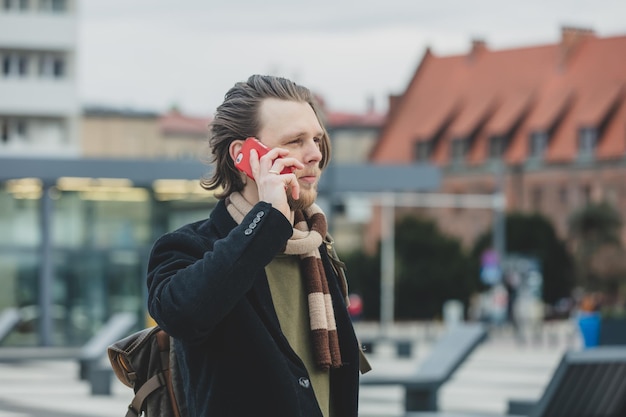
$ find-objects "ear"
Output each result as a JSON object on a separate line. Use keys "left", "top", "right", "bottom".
{"left": 229, "top": 140, "right": 245, "bottom": 163}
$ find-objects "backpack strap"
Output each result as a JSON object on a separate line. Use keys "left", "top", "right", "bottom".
{"left": 323, "top": 233, "right": 373, "bottom": 376}
{"left": 158, "top": 332, "right": 182, "bottom": 417}
{"left": 323, "top": 232, "right": 349, "bottom": 305}
{"left": 125, "top": 372, "right": 166, "bottom": 417}
{"left": 125, "top": 330, "right": 179, "bottom": 417}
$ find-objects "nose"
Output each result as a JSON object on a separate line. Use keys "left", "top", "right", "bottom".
{"left": 304, "top": 139, "right": 322, "bottom": 165}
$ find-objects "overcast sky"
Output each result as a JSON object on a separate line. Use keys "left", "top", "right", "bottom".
{"left": 78, "top": 1, "right": 626, "bottom": 116}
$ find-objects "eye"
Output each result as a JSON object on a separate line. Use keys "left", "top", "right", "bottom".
{"left": 313, "top": 137, "right": 322, "bottom": 147}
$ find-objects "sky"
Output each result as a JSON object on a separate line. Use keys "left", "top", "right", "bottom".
{"left": 78, "top": 0, "right": 626, "bottom": 117}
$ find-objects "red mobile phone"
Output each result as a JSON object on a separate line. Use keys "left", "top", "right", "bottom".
{"left": 234, "top": 137, "right": 293, "bottom": 179}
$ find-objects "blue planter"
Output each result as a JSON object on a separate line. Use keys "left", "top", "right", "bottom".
{"left": 578, "top": 313, "right": 601, "bottom": 348}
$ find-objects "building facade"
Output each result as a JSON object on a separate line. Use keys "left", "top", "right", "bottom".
{"left": 81, "top": 106, "right": 212, "bottom": 160}
{"left": 369, "top": 27, "right": 626, "bottom": 251}
{"left": 0, "top": 0, "right": 80, "bottom": 156}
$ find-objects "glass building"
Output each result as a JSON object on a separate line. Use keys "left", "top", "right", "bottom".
{"left": 0, "top": 157, "right": 217, "bottom": 347}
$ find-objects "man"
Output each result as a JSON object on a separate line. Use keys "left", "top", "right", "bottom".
{"left": 147, "top": 74, "right": 369, "bottom": 417}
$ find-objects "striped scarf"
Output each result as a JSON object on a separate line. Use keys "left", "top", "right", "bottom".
{"left": 226, "top": 192, "right": 343, "bottom": 370}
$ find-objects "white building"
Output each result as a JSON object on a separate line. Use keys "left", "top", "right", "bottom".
{"left": 0, "top": 0, "right": 79, "bottom": 156}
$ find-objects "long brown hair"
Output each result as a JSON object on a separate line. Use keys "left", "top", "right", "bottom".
{"left": 201, "top": 74, "right": 331, "bottom": 198}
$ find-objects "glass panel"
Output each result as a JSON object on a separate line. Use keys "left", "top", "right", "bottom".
{"left": 489, "top": 136, "right": 507, "bottom": 158}
{"left": 53, "top": 190, "right": 153, "bottom": 248}
{"left": 49, "top": 191, "right": 151, "bottom": 344}
{"left": 0, "top": 250, "right": 40, "bottom": 346}
{"left": 578, "top": 127, "right": 597, "bottom": 160}
{"left": 450, "top": 138, "right": 466, "bottom": 164}
{"left": 0, "top": 182, "right": 214, "bottom": 346}
{"left": 0, "top": 186, "right": 40, "bottom": 346}
{"left": 0, "top": 185, "right": 40, "bottom": 247}
{"left": 53, "top": 248, "right": 144, "bottom": 345}
{"left": 529, "top": 131, "right": 547, "bottom": 159}
{"left": 414, "top": 141, "right": 430, "bottom": 162}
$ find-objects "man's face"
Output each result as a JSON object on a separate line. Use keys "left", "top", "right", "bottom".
{"left": 256, "top": 98, "right": 324, "bottom": 210}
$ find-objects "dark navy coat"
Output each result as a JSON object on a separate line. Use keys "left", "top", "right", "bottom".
{"left": 147, "top": 199, "right": 360, "bottom": 417}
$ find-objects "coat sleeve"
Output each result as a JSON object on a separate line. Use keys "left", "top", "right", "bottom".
{"left": 146, "top": 202, "right": 293, "bottom": 343}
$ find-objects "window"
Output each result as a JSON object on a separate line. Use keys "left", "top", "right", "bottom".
{"left": 0, "top": 118, "right": 29, "bottom": 144}
{"left": 531, "top": 186, "right": 542, "bottom": 211}
{"left": 1, "top": 119, "right": 8, "bottom": 143}
{"left": 15, "top": 120, "right": 27, "bottom": 138}
{"left": 4, "top": 0, "right": 29, "bottom": 10}
{"left": 38, "top": 0, "right": 64, "bottom": 12}
{"left": 489, "top": 136, "right": 507, "bottom": 159}
{"left": 17, "top": 55, "right": 28, "bottom": 76}
{"left": 39, "top": 54, "right": 65, "bottom": 78}
{"left": 2, "top": 55, "right": 10, "bottom": 76}
{"left": 559, "top": 186, "right": 568, "bottom": 205}
{"left": 450, "top": 138, "right": 467, "bottom": 164}
{"left": 529, "top": 131, "right": 548, "bottom": 159}
{"left": 52, "top": 57, "right": 64, "bottom": 77}
{"left": 51, "top": 0, "right": 63, "bottom": 11}
{"left": 578, "top": 127, "right": 597, "bottom": 160}
{"left": 1, "top": 54, "right": 29, "bottom": 77}
{"left": 414, "top": 141, "right": 430, "bottom": 162}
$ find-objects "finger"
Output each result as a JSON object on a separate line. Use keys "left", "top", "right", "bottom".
{"left": 270, "top": 157, "right": 304, "bottom": 174}
{"left": 249, "top": 149, "right": 260, "bottom": 178}
{"left": 289, "top": 175, "right": 300, "bottom": 200}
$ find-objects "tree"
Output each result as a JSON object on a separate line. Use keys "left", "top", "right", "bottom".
{"left": 394, "top": 216, "right": 476, "bottom": 320}
{"left": 568, "top": 202, "right": 625, "bottom": 309}
{"left": 341, "top": 247, "right": 381, "bottom": 320}
{"left": 342, "top": 215, "right": 476, "bottom": 321}
{"left": 471, "top": 213, "right": 575, "bottom": 305}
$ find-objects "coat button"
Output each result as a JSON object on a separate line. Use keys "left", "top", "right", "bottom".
{"left": 244, "top": 228, "right": 252, "bottom": 235}
{"left": 298, "top": 377, "right": 310, "bottom": 388}
{"left": 248, "top": 222, "right": 256, "bottom": 229}
{"left": 256, "top": 211, "right": 264, "bottom": 218}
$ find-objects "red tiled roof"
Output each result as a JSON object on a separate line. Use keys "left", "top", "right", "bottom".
{"left": 484, "top": 90, "right": 534, "bottom": 136}
{"left": 372, "top": 28, "right": 626, "bottom": 166}
{"left": 524, "top": 85, "right": 573, "bottom": 132}
{"left": 577, "top": 83, "right": 624, "bottom": 126}
{"left": 159, "top": 111, "right": 211, "bottom": 137}
{"left": 325, "top": 110, "right": 386, "bottom": 128}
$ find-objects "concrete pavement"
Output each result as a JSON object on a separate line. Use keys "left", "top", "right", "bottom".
{"left": 0, "top": 320, "right": 582, "bottom": 417}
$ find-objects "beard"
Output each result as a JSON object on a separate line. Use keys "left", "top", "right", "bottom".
{"left": 287, "top": 184, "right": 318, "bottom": 211}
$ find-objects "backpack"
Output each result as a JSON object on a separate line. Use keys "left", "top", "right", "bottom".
{"left": 107, "top": 326, "right": 187, "bottom": 417}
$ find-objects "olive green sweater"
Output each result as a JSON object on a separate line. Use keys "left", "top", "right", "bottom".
{"left": 266, "top": 254, "right": 332, "bottom": 417}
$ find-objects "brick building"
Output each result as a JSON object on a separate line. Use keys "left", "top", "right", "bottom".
{"left": 368, "top": 27, "right": 626, "bottom": 250}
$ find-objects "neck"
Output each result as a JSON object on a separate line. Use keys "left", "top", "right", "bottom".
{"left": 240, "top": 183, "right": 259, "bottom": 207}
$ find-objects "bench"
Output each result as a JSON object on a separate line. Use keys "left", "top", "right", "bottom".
{"left": 78, "top": 312, "right": 137, "bottom": 381}
{"left": 361, "top": 337, "right": 415, "bottom": 358}
{"left": 0, "top": 308, "right": 21, "bottom": 345}
{"left": 504, "top": 346, "right": 626, "bottom": 417}
{"left": 360, "top": 322, "right": 487, "bottom": 412}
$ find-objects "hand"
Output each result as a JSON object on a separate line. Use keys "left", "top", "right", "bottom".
{"left": 249, "top": 148, "right": 304, "bottom": 219}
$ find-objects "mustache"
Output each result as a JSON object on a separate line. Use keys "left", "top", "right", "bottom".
{"left": 297, "top": 169, "right": 320, "bottom": 177}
